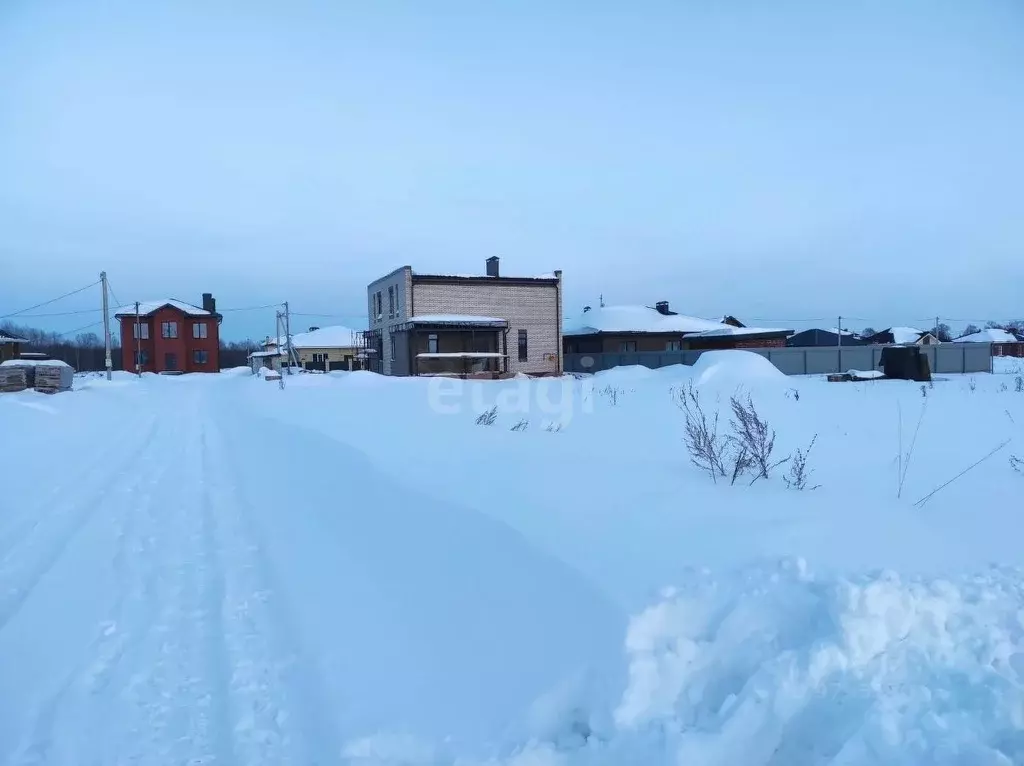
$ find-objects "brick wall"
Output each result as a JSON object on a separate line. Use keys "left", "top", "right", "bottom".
{"left": 412, "top": 280, "right": 561, "bottom": 375}
{"left": 367, "top": 267, "right": 412, "bottom": 375}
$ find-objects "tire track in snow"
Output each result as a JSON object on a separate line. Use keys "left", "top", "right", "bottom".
{"left": 198, "top": 409, "right": 341, "bottom": 765}
{"left": 7, "top": 413, "right": 174, "bottom": 765}
{"left": 0, "top": 410, "right": 151, "bottom": 564}
{"left": 0, "top": 415, "right": 161, "bottom": 635}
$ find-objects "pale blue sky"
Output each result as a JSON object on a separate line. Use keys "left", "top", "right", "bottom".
{"left": 2, "top": 0, "right": 1022, "bottom": 340}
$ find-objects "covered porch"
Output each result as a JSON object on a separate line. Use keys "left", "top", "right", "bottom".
{"left": 399, "top": 315, "right": 511, "bottom": 377}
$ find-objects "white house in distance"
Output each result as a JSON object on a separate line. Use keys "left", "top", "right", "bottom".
{"left": 249, "top": 325, "right": 366, "bottom": 373}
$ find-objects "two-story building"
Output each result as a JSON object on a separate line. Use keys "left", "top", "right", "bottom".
{"left": 114, "top": 294, "right": 222, "bottom": 373}
{"left": 365, "top": 258, "right": 563, "bottom": 377}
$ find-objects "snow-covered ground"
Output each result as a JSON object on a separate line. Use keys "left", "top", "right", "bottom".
{"left": 1, "top": 354, "right": 1023, "bottom": 765}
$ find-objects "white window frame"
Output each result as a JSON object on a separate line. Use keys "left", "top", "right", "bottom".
{"left": 193, "top": 322, "right": 208, "bottom": 339}
{"left": 161, "top": 321, "right": 178, "bottom": 339}
{"left": 133, "top": 322, "right": 149, "bottom": 339}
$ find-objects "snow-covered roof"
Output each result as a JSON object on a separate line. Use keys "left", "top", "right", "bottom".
{"left": 887, "top": 327, "right": 927, "bottom": 344}
{"left": 564, "top": 306, "right": 724, "bottom": 336}
{"left": 407, "top": 315, "right": 507, "bottom": 326}
{"left": 953, "top": 328, "right": 1020, "bottom": 344}
{"left": 289, "top": 325, "right": 365, "bottom": 349}
{"left": 564, "top": 305, "right": 788, "bottom": 337}
{"left": 248, "top": 350, "right": 285, "bottom": 358}
{"left": 826, "top": 328, "right": 857, "bottom": 336}
{"left": 114, "top": 299, "right": 211, "bottom": 318}
{"left": 0, "top": 332, "right": 27, "bottom": 343}
{"left": 691, "top": 326, "right": 792, "bottom": 338}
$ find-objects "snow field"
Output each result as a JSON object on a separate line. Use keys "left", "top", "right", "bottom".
{"left": 1, "top": 353, "right": 1023, "bottom": 764}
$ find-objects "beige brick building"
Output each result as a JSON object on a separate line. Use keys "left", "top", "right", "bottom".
{"left": 365, "top": 258, "right": 563, "bottom": 377}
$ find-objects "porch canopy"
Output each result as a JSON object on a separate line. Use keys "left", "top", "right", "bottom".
{"left": 401, "top": 314, "right": 508, "bottom": 329}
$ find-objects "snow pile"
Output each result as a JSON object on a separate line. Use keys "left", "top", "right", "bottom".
{"left": 615, "top": 559, "right": 1024, "bottom": 765}
{"left": 994, "top": 356, "right": 1024, "bottom": 375}
{"left": 0, "top": 358, "right": 72, "bottom": 368}
{"left": 689, "top": 350, "right": 786, "bottom": 387}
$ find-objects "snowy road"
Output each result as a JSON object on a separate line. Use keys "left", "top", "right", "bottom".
{"left": 0, "top": 379, "right": 624, "bottom": 765}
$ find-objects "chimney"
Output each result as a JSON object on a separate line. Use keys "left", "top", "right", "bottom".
{"left": 202, "top": 292, "right": 216, "bottom": 313}
{"left": 486, "top": 256, "right": 500, "bottom": 277}
{"left": 655, "top": 301, "right": 670, "bottom": 315}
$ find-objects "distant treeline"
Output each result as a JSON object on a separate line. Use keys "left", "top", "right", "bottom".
{"left": 0, "top": 320, "right": 260, "bottom": 371}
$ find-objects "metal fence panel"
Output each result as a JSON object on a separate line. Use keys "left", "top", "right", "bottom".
{"left": 565, "top": 343, "right": 995, "bottom": 377}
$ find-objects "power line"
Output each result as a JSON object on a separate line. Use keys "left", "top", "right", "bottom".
{"left": 218, "top": 303, "right": 282, "bottom": 313}
{"left": 56, "top": 319, "right": 105, "bottom": 338}
{"left": 10, "top": 307, "right": 103, "bottom": 318}
{"left": 0, "top": 280, "right": 101, "bottom": 319}
{"left": 105, "top": 279, "right": 123, "bottom": 313}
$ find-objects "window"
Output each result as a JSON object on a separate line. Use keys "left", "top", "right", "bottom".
{"left": 193, "top": 349, "right": 208, "bottom": 365}
{"left": 192, "top": 322, "right": 208, "bottom": 339}
{"left": 388, "top": 286, "right": 395, "bottom": 317}
{"left": 374, "top": 291, "right": 383, "bottom": 320}
{"left": 394, "top": 289, "right": 400, "bottom": 316}
{"left": 518, "top": 329, "right": 528, "bottom": 361}
{"left": 427, "top": 333, "right": 438, "bottom": 354}
{"left": 619, "top": 340, "right": 638, "bottom": 352}
{"left": 133, "top": 322, "right": 149, "bottom": 340}
{"left": 389, "top": 333, "right": 396, "bottom": 361}
{"left": 312, "top": 352, "right": 328, "bottom": 363}
{"left": 666, "top": 340, "right": 682, "bottom": 351}
{"left": 161, "top": 321, "right": 178, "bottom": 339}
{"left": 134, "top": 350, "right": 148, "bottom": 366}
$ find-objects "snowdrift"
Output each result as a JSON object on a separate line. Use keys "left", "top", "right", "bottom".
{"left": 612, "top": 559, "right": 1024, "bottom": 765}
{"left": 689, "top": 350, "right": 786, "bottom": 388}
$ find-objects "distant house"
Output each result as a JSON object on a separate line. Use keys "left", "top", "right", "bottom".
{"left": 953, "top": 328, "right": 1024, "bottom": 357}
{"left": 0, "top": 330, "right": 27, "bottom": 363}
{"left": 114, "top": 294, "right": 222, "bottom": 373}
{"left": 864, "top": 327, "right": 938, "bottom": 346}
{"left": 786, "top": 329, "right": 868, "bottom": 347}
{"left": 563, "top": 302, "right": 791, "bottom": 354}
{"left": 253, "top": 325, "right": 366, "bottom": 373}
{"left": 365, "top": 257, "right": 562, "bottom": 377}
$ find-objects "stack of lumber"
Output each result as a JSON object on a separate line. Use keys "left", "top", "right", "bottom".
{"left": 34, "top": 363, "right": 74, "bottom": 394}
{"left": 0, "top": 366, "right": 28, "bottom": 392}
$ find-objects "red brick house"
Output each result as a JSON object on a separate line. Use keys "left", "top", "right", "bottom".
{"left": 114, "top": 294, "right": 222, "bottom": 373}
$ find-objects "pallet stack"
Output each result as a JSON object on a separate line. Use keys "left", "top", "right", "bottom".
{"left": 0, "top": 366, "right": 28, "bottom": 393}
{"left": 34, "top": 363, "right": 73, "bottom": 394}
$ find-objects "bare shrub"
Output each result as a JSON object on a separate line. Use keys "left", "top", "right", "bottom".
{"left": 1011, "top": 455, "right": 1023, "bottom": 473}
{"left": 784, "top": 435, "right": 821, "bottom": 491}
{"left": 729, "top": 443, "right": 754, "bottom": 486}
{"left": 675, "top": 382, "right": 728, "bottom": 481}
{"left": 729, "top": 393, "right": 788, "bottom": 482}
{"left": 920, "top": 384, "right": 927, "bottom": 398}
{"left": 599, "top": 385, "right": 626, "bottom": 405}
{"left": 510, "top": 418, "right": 529, "bottom": 432}
{"left": 544, "top": 420, "right": 563, "bottom": 433}
{"left": 1000, "top": 382, "right": 1009, "bottom": 392}
{"left": 475, "top": 406, "right": 498, "bottom": 426}
{"left": 968, "top": 377, "right": 977, "bottom": 392}
{"left": 786, "top": 387, "right": 800, "bottom": 402}
{"left": 1016, "top": 375, "right": 1023, "bottom": 393}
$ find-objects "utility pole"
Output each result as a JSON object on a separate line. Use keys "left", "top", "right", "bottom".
{"left": 837, "top": 315, "right": 842, "bottom": 348}
{"left": 935, "top": 316, "right": 940, "bottom": 343}
{"left": 275, "top": 310, "right": 286, "bottom": 389}
{"left": 135, "top": 301, "right": 142, "bottom": 377}
{"left": 283, "top": 300, "right": 295, "bottom": 374}
{"left": 100, "top": 271, "right": 112, "bottom": 381}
